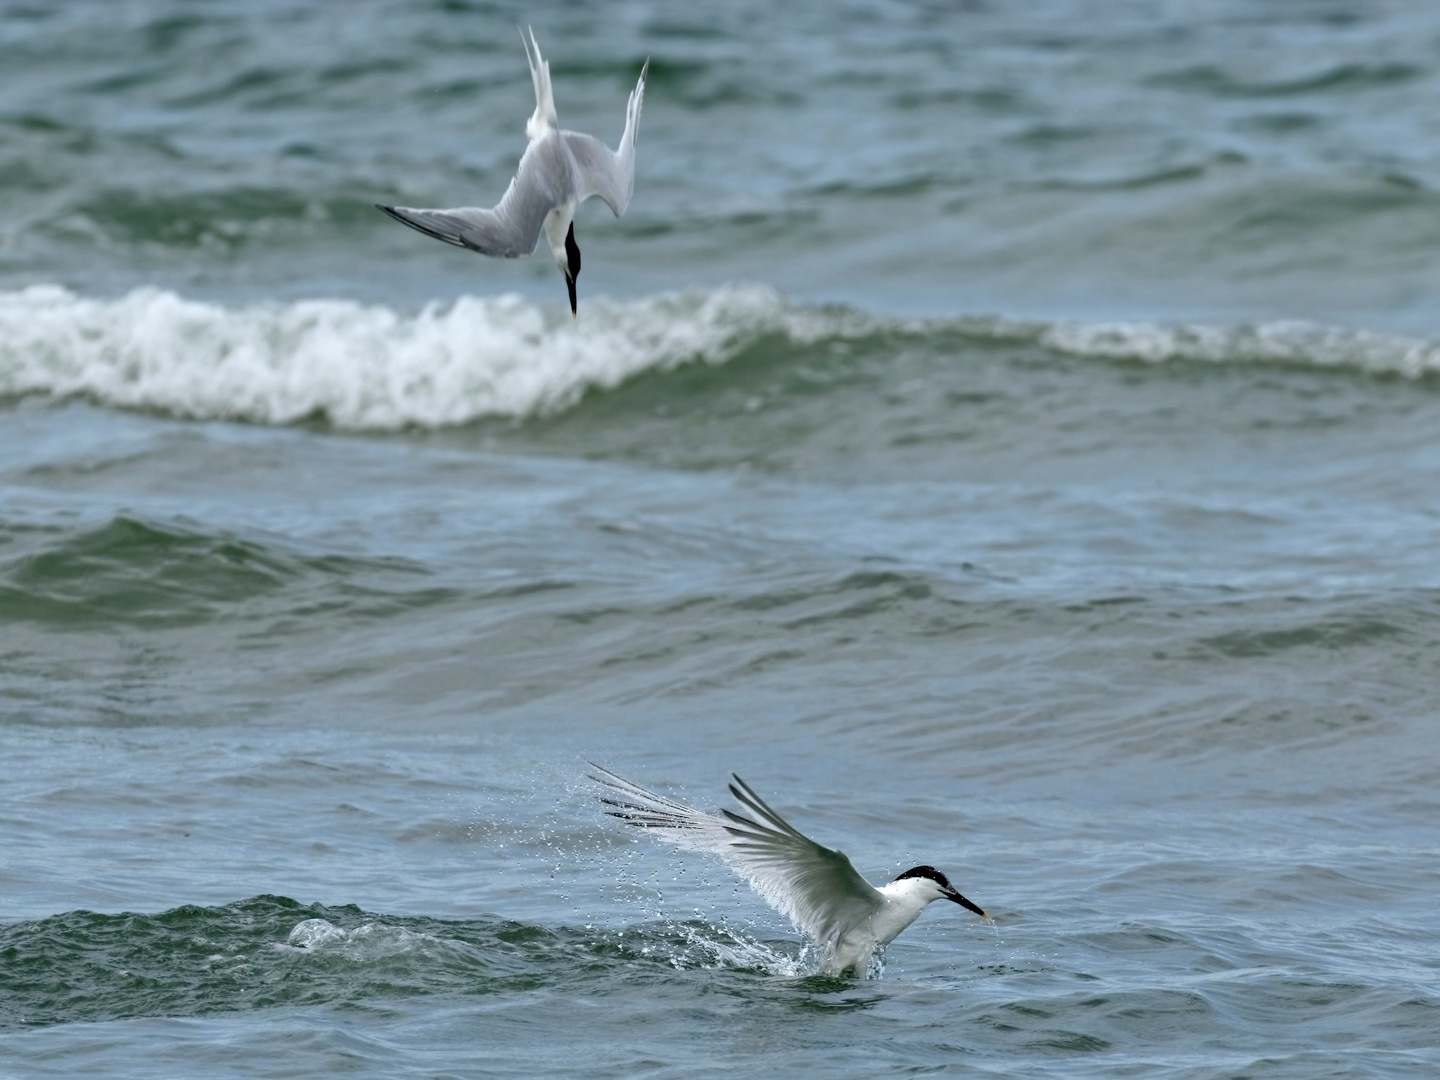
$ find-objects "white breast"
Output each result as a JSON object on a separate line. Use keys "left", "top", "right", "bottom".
{"left": 542, "top": 204, "right": 576, "bottom": 269}
{"left": 822, "top": 878, "right": 940, "bottom": 974}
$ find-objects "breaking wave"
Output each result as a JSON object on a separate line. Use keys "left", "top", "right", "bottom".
{"left": 2, "top": 283, "right": 1438, "bottom": 430}
{"left": 0, "top": 283, "right": 859, "bottom": 429}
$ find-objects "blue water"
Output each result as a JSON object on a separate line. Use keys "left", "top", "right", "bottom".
{"left": 3, "top": 2, "right": 1440, "bottom": 1077}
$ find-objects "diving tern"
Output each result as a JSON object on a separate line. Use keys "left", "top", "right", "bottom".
{"left": 589, "top": 764, "right": 989, "bottom": 975}
{"left": 376, "top": 28, "right": 648, "bottom": 316}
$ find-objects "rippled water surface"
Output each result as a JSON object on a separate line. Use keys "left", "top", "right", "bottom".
{"left": 3, "top": 2, "right": 1440, "bottom": 1078}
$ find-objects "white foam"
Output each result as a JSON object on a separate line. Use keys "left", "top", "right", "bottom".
{"left": 285, "top": 917, "right": 349, "bottom": 949}
{"left": 1034, "top": 318, "right": 1440, "bottom": 376}
{"left": 0, "top": 283, "right": 850, "bottom": 430}
{"left": 282, "top": 917, "right": 431, "bottom": 957}
{"left": 3, "top": 284, "right": 1438, "bottom": 432}
{"left": 675, "top": 921, "right": 805, "bottom": 976}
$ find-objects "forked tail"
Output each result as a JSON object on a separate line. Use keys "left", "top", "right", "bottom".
{"left": 520, "top": 26, "right": 558, "bottom": 137}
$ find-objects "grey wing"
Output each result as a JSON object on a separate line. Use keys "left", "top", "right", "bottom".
{"left": 375, "top": 204, "right": 535, "bottom": 258}
{"left": 562, "top": 132, "right": 633, "bottom": 217}
{"left": 590, "top": 764, "right": 884, "bottom": 945}
{"left": 590, "top": 763, "right": 731, "bottom": 847}
{"left": 561, "top": 57, "right": 647, "bottom": 217}
{"left": 375, "top": 139, "right": 564, "bottom": 258}
{"left": 720, "top": 775, "right": 885, "bottom": 947}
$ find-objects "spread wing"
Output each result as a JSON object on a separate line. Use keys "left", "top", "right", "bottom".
{"left": 562, "top": 58, "right": 648, "bottom": 216}
{"left": 378, "top": 33, "right": 646, "bottom": 254}
{"left": 375, "top": 133, "right": 570, "bottom": 258}
{"left": 590, "top": 764, "right": 884, "bottom": 949}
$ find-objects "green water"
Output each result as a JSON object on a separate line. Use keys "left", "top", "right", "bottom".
{"left": 3, "top": 2, "right": 1440, "bottom": 1077}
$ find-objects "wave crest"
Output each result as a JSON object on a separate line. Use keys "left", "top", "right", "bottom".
{"left": 0, "top": 283, "right": 852, "bottom": 430}
{"left": 3, "top": 284, "right": 1439, "bottom": 432}
{"left": 1033, "top": 318, "right": 1440, "bottom": 375}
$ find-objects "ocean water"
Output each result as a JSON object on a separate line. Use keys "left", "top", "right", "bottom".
{"left": 3, "top": 2, "right": 1440, "bottom": 1077}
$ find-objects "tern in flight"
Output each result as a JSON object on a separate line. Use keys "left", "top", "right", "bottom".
{"left": 377, "top": 29, "right": 648, "bottom": 316}
{"left": 589, "top": 764, "right": 989, "bottom": 975}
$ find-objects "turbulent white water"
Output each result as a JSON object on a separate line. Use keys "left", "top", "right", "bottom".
{"left": 1034, "top": 318, "right": 1440, "bottom": 376}
{"left": 0, "top": 284, "right": 851, "bottom": 428}
{"left": 5, "top": 284, "right": 1440, "bottom": 431}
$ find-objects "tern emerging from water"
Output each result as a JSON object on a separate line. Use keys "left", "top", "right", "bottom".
{"left": 589, "top": 764, "right": 989, "bottom": 975}
{"left": 376, "top": 28, "right": 648, "bottom": 316}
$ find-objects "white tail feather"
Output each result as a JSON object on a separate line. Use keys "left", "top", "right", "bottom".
{"left": 521, "top": 26, "right": 558, "bottom": 138}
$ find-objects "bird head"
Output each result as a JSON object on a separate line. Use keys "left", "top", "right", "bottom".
{"left": 893, "top": 865, "right": 987, "bottom": 918}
